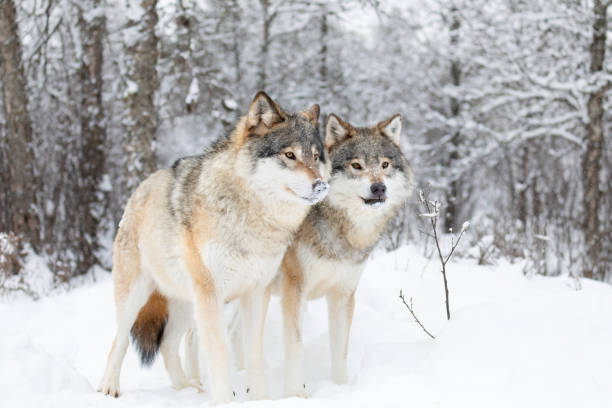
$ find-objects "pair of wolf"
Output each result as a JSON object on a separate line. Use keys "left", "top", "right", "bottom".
{"left": 98, "top": 91, "right": 413, "bottom": 404}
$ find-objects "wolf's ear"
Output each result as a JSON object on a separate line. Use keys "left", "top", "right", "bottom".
{"left": 377, "top": 114, "right": 402, "bottom": 146}
{"left": 247, "top": 91, "right": 285, "bottom": 130}
{"left": 326, "top": 114, "right": 352, "bottom": 150}
{"left": 299, "top": 104, "right": 320, "bottom": 125}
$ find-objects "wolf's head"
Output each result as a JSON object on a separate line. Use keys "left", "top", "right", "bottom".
{"left": 324, "top": 113, "right": 413, "bottom": 215}
{"left": 235, "top": 92, "right": 329, "bottom": 205}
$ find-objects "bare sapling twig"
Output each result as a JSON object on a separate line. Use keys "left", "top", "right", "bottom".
{"left": 399, "top": 290, "right": 435, "bottom": 339}
{"left": 418, "top": 189, "right": 469, "bottom": 320}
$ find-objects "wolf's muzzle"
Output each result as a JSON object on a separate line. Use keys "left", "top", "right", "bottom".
{"left": 303, "top": 180, "right": 329, "bottom": 204}
{"left": 312, "top": 180, "right": 329, "bottom": 196}
{"left": 363, "top": 182, "right": 387, "bottom": 206}
{"left": 370, "top": 182, "right": 386, "bottom": 198}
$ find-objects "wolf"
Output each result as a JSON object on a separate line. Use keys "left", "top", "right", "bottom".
{"left": 277, "top": 112, "right": 413, "bottom": 396}
{"left": 125, "top": 112, "right": 413, "bottom": 397}
{"left": 97, "top": 91, "right": 329, "bottom": 404}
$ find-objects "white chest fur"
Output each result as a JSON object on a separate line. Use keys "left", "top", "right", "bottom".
{"left": 297, "top": 242, "right": 366, "bottom": 299}
{"left": 202, "top": 240, "right": 284, "bottom": 301}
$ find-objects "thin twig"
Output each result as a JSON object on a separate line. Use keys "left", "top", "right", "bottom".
{"left": 421, "top": 195, "right": 451, "bottom": 320}
{"left": 399, "top": 290, "right": 435, "bottom": 339}
{"left": 418, "top": 189, "right": 469, "bottom": 321}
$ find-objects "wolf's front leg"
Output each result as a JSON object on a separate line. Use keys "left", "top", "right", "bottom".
{"left": 240, "top": 286, "right": 271, "bottom": 400}
{"left": 193, "top": 285, "right": 233, "bottom": 404}
{"left": 282, "top": 278, "right": 307, "bottom": 397}
{"left": 326, "top": 290, "right": 355, "bottom": 385}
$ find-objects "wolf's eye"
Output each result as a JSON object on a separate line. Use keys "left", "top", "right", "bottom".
{"left": 313, "top": 153, "right": 319, "bottom": 162}
{"left": 351, "top": 163, "right": 362, "bottom": 170}
{"left": 285, "top": 152, "right": 296, "bottom": 160}
{"left": 382, "top": 161, "right": 390, "bottom": 169}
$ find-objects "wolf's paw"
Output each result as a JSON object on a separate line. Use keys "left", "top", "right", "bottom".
{"left": 331, "top": 369, "right": 348, "bottom": 385}
{"left": 190, "top": 379, "right": 205, "bottom": 393}
{"left": 209, "top": 388, "right": 235, "bottom": 405}
{"left": 284, "top": 383, "right": 308, "bottom": 398}
{"left": 245, "top": 385, "right": 270, "bottom": 400}
{"left": 98, "top": 377, "right": 120, "bottom": 398}
{"left": 210, "top": 394, "right": 234, "bottom": 405}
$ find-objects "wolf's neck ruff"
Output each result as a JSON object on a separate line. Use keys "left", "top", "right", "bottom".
{"left": 309, "top": 198, "right": 398, "bottom": 262}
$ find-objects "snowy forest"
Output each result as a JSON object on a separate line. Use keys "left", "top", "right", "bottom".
{"left": 2, "top": 1, "right": 612, "bottom": 407}
{"left": 1, "top": 0, "right": 610, "bottom": 292}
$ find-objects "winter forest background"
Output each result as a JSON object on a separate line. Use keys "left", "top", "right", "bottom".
{"left": 0, "top": 0, "right": 611, "bottom": 296}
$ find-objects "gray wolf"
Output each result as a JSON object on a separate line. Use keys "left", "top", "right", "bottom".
{"left": 123, "top": 111, "right": 413, "bottom": 398}
{"left": 277, "top": 112, "right": 413, "bottom": 396}
{"left": 97, "top": 91, "right": 328, "bottom": 404}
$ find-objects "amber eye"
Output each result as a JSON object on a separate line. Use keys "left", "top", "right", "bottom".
{"left": 313, "top": 153, "right": 319, "bottom": 162}
{"left": 351, "top": 162, "right": 362, "bottom": 170}
{"left": 285, "top": 152, "right": 296, "bottom": 160}
{"left": 382, "top": 161, "right": 390, "bottom": 169}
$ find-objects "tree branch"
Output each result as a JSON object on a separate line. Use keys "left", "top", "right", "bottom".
{"left": 399, "top": 291, "right": 435, "bottom": 339}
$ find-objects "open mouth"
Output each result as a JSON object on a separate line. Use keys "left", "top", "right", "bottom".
{"left": 362, "top": 197, "right": 386, "bottom": 205}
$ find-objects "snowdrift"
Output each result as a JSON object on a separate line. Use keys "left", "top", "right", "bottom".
{"left": 1, "top": 245, "right": 611, "bottom": 407}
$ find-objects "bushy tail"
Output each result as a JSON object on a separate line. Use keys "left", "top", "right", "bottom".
{"left": 130, "top": 290, "right": 169, "bottom": 366}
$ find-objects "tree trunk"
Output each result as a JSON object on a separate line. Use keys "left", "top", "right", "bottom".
{"left": 230, "top": 0, "right": 242, "bottom": 84}
{"left": 258, "top": 0, "right": 270, "bottom": 91}
{"left": 320, "top": 9, "right": 328, "bottom": 87}
{"left": 0, "top": 0, "right": 40, "bottom": 251}
{"left": 74, "top": 0, "right": 106, "bottom": 275}
{"left": 582, "top": 0, "right": 608, "bottom": 280}
{"left": 518, "top": 145, "right": 529, "bottom": 227}
{"left": 444, "top": 6, "right": 461, "bottom": 232}
{"left": 124, "top": 0, "right": 159, "bottom": 191}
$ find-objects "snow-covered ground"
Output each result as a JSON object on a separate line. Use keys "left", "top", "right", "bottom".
{"left": 2, "top": 244, "right": 611, "bottom": 407}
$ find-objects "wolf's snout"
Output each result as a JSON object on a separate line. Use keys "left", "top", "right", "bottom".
{"left": 370, "top": 182, "right": 386, "bottom": 198}
{"left": 312, "top": 180, "right": 328, "bottom": 195}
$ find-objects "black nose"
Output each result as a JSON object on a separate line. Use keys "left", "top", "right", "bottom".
{"left": 312, "top": 180, "right": 328, "bottom": 195}
{"left": 370, "top": 182, "right": 386, "bottom": 197}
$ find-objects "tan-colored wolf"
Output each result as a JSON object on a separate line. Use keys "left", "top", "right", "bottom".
{"left": 126, "top": 111, "right": 413, "bottom": 398}
{"left": 98, "top": 91, "right": 329, "bottom": 404}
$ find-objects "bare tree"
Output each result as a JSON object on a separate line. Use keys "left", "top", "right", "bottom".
{"left": 419, "top": 189, "right": 468, "bottom": 320}
{"left": 72, "top": 0, "right": 107, "bottom": 275}
{"left": 582, "top": 0, "right": 610, "bottom": 280}
{"left": 124, "top": 0, "right": 159, "bottom": 191}
{"left": 257, "top": 0, "right": 273, "bottom": 90}
{"left": 0, "top": 0, "right": 40, "bottom": 251}
{"left": 443, "top": 4, "right": 461, "bottom": 232}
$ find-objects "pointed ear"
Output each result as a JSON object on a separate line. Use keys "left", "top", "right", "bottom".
{"left": 247, "top": 91, "right": 285, "bottom": 130}
{"left": 299, "top": 104, "right": 320, "bottom": 125}
{"left": 377, "top": 114, "right": 402, "bottom": 146}
{"left": 325, "top": 114, "right": 353, "bottom": 150}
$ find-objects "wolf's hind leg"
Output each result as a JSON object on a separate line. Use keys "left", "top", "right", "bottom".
{"left": 99, "top": 274, "right": 154, "bottom": 397}
{"left": 183, "top": 328, "right": 203, "bottom": 389}
{"left": 160, "top": 299, "right": 195, "bottom": 390}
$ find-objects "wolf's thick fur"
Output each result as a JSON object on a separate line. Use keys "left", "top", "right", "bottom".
{"left": 124, "top": 112, "right": 413, "bottom": 397}
{"left": 278, "top": 113, "right": 413, "bottom": 396}
{"left": 98, "top": 92, "right": 327, "bottom": 403}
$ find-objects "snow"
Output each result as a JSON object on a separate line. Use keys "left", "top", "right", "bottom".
{"left": 123, "top": 79, "right": 139, "bottom": 98}
{"left": 223, "top": 98, "right": 238, "bottom": 111}
{"left": 1, "top": 244, "right": 611, "bottom": 407}
{"left": 185, "top": 78, "right": 200, "bottom": 105}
